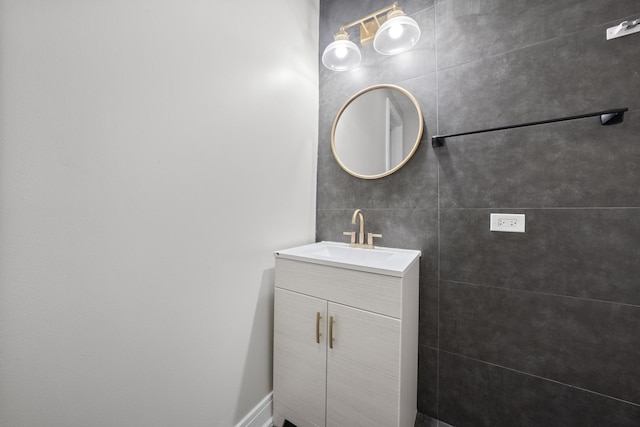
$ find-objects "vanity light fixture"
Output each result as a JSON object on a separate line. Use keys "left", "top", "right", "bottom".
{"left": 322, "top": 2, "right": 421, "bottom": 71}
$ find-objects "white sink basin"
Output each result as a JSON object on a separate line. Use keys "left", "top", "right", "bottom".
{"left": 275, "top": 241, "right": 421, "bottom": 277}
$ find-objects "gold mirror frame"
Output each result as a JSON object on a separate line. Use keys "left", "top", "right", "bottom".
{"left": 331, "top": 84, "right": 424, "bottom": 179}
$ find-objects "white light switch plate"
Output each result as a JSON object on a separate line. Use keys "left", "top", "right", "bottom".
{"left": 490, "top": 213, "right": 525, "bottom": 233}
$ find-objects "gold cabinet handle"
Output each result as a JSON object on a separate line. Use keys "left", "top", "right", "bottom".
{"left": 329, "top": 316, "right": 335, "bottom": 349}
{"left": 316, "top": 312, "right": 322, "bottom": 344}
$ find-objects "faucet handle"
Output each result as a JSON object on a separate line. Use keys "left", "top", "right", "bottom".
{"left": 343, "top": 231, "right": 356, "bottom": 244}
{"left": 367, "top": 233, "right": 382, "bottom": 247}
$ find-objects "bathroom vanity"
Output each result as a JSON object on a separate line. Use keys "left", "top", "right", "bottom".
{"left": 272, "top": 241, "right": 420, "bottom": 427}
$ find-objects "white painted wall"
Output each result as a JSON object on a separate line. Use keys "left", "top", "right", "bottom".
{"left": 0, "top": 0, "right": 318, "bottom": 426}
{"left": 335, "top": 90, "right": 388, "bottom": 175}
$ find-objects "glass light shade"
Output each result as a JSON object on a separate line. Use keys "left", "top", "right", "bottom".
{"left": 322, "top": 39, "right": 361, "bottom": 71}
{"left": 373, "top": 15, "right": 421, "bottom": 55}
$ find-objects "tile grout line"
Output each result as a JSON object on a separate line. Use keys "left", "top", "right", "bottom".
{"left": 441, "top": 279, "right": 640, "bottom": 309}
{"left": 434, "top": 12, "right": 640, "bottom": 73}
{"left": 438, "top": 206, "right": 640, "bottom": 211}
{"left": 434, "top": 0, "right": 441, "bottom": 419}
{"left": 439, "top": 349, "right": 640, "bottom": 409}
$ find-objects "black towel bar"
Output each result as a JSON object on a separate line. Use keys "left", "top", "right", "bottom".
{"left": 432, "top": 107, "right": 629, "bottom": 147}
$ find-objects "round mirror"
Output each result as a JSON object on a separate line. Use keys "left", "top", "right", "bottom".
{"left": 331, "top": 84, "right": 424, "bottom": 179}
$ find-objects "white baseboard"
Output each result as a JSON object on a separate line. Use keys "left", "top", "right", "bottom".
{"left": 235, "top": 392, "right": 273, "bottom": 427}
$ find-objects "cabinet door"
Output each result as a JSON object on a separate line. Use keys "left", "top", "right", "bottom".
{"left": 273, "top": 288, "right": 327, "bottom": 427}
{"left": 326, "top": 303, "right": 401, "bottom": 427}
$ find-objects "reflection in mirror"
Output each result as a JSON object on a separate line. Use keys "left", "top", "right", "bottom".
{"left": 331, "top": 84, "right": 424, "bottom": 179}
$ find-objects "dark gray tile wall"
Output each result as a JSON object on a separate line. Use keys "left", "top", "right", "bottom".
{"left": 438, "top": 352, "right": 640, "bottom": 427}
{"left": 440, "top": 208, "right": 640, "bottom": 304}
{"left": 440, "top": 281, "right": 640, "bottom": 404}
{"left": 437, "top": 20, "right": 640, "bottom": 136}
{"left": 317, "top": 0, "right": 640, "bottom": 426}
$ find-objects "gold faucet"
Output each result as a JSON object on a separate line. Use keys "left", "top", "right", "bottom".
{"left": 343, "top": 209, "right": 382, "bottom": 249}
{"left": 352, "top": 209, "right": 365, "bottom": 245}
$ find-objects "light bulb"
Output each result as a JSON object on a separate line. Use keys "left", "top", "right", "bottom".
{"left": 373, "top": 15, "right": 421, "bottom": 55}
{"left": 388, "top": 23, "right": 404, "bottom": 39}
{"left": 322, "top": 39, "right": 362, "bottom": 71}
{"left": 335, "top": 45, "right": 348, "bottom": 59}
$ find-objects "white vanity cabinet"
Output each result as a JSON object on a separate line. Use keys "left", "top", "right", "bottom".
{"left": 272, "top": 242, "right": 420, "bottom": 427}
